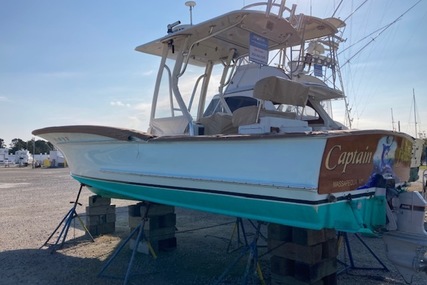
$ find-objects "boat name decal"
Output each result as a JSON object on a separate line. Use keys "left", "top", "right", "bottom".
{"left": 319, "top": 134, "right": 412, "bottom": 194}
{"left": 325, "top": 145, "right": 373, "bottom": 173}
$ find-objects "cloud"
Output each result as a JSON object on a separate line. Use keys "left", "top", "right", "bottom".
{"left": 0, "top": 96, "right": 10, "bottom": 102}
{"left": 142, "top": 70, "right": 154, "bottom": 76}
{"left": 126, "top": 115, "right": 149, "bottom": 131}
{"left": 133, "top": 102, "right": 151, "bottom": 112}
{"left": 110, "top": 100, "right": 131, "bottom": 107}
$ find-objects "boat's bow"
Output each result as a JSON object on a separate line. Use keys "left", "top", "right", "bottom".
{"left": 32, "top": 125, "right": 154, "bottom": 143}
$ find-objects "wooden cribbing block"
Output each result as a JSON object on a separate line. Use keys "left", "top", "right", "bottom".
{"left": 96, "top": 223, "right": 116, "bottom": 235}
{"left": 143, "top": 226, "right": 176, "bottom": 241}
{"left": 268, "top": 224, "right": 293, "bottom": 242}
{"left": 292, "top": 227, "right": 336, "bottom": 246}
{"left": 86, "top": 213, "right": 116, "bottom": 226}
{"left": 294, "top": 258, "right": 337, "bottom": 283}
{"left": 268, "top": 240, "right": 323, "bottom": 265}
{"left": 88, "top": 195, "right": 111, "bottom": 206}
{"left": 128, "top": 202, "right": 177, "bottom": 255}
{"left": 128, "top": 213, "right": 176, "bottom": 230}
{"left": 144, "top": 213, "right": 176, "bottom": 230}
{"left": 85, "top": 196, "right": 116, "bottom": 236}
{"left": 128, "top": 203, "right": 143, "bottom": 217}
{"left": 268, "top": 224, "right": 338, "bottom": 285}
{"left": 128, "top": 203, "right": 175, "bottom": 217}
{"left": 270, "top": 255, "right": 294, "bottom": 276}
{"left": 85, "top": 205, "right": 116, "bottom": 216}
{"left": 139, "top": 204, "right": 175, "bottom": 217}
{"left": 322, "top": 238, "right": 338, "bottom": 259}
{"left": 128, "top": 215, "right": 143, "bottom": 229}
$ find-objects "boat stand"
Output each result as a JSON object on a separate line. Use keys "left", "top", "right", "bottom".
{"left": 40, "top": 184, "right": 94, "bottom": 252}
{"left": 337, "top": 231, "right": 389, "bottom": 274}
{"left": 214, "top": 221, "right": 266, "bottom": 285}
{"left": 98, "top": 203, "right": 157, "bottom": 285}
{"left": 226, "top": 218, "right": 249, "bottom": 253}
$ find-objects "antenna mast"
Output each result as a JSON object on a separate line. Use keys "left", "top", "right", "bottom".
{"left": 185, "top": 1, "right": 196, "bottom": 25}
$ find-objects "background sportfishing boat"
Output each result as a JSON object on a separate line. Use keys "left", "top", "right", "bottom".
{"left": 33, "top": 1, "right": 426, "bottom": 278}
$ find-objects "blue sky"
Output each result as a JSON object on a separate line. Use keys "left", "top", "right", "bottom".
{"left": 1, "top": 0, "right": 426, "bottom": 146}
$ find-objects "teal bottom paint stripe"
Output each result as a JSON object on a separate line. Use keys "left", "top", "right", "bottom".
{"left": 74, "top": 175, "right": 384, "bottom": 233}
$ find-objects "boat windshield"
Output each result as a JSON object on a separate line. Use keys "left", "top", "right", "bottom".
{"left": 204, "top": 96, "right": 258, "bottom": 116}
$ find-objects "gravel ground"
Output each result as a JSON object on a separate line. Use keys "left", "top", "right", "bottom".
{"left": 0, "top": 166, "right": 426, "bottom": 285}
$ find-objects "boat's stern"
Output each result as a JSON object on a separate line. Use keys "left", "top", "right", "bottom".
{"left": 316, "top": 130, "right": 427, "bottom": 281}
{"left": 318, "top": 131, "right": 413, "bottom": 195}
{"left": 314, "top": 130, "right": 413, "bottom": 231}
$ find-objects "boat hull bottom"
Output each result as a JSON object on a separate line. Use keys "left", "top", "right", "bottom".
{"left": 73, "top": 175, "right": 386, "bottom": 234}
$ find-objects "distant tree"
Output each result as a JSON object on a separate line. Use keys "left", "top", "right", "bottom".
{"left": 27, "top": 139, "right": 53, "bottom": 155}
{"left": 0, "top": 138, "right": 5, "bottom": 148}
{"left": 10, "top": 138, "right": 27, "bottom": 154}
{"left": 8, "top": 138, "right": 53, "bottom": 154}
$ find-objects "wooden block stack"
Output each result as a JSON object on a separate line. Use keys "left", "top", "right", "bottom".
{"left": 268, "top": 224, "right": 338, "bottom": 285}
{"left": 85, "top": 195, "right": 116, "bottom": 236}
{"left": 128, "top": 202, "right": 177, "bottom": 254}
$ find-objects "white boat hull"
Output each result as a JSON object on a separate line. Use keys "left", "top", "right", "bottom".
{"left": 33, "top": 126, "right": 413, "bottom": 233}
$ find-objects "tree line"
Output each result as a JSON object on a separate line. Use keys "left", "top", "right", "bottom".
{"left": 0, "top": 138, "right": 54, "bottom": 155}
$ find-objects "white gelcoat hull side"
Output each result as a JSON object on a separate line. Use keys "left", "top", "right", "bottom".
{"left": 42, "top": 132, "right": 331, "bottom": 202}
{"left": 38, "top": 128, "right": 383, "bottom": 232}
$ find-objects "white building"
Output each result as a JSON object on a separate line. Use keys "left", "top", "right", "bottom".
{"left": 33, "top": 150, "right": 66, "bottom": 167}
{"left": 0, "top": 148, "right": 9, "bottom": 165}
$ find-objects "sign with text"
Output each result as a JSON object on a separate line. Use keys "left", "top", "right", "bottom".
{"left": 249, "top": 33, "right": 268, "bottom": 65}
{"left": 318, "top": 133, "right": 412, "bottom": 194}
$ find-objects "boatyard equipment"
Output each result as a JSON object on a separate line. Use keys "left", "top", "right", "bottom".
{"left": 226, "top": 218, "right": 249, "bottom": 253}
{"left": 337, "top": 232, "right": 388, "bottom": 274}
{"left": 214, "top": 221, "right": 266, "bottom": 285}
{"left": 40, "top": 184, "right": 94, "bottom": 252}
{"left": 98, "top": 203, "right": 157, "bottom": 284}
